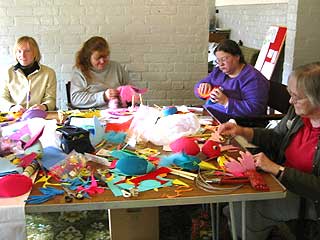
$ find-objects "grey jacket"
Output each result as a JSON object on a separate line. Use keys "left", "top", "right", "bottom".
{"left": 70, "top": 61, "right": 129, "bottom": 109}
{"left": 252, "top": 106, "right": 320, "bottom": 217}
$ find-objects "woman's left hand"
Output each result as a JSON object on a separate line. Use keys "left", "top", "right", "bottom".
{"left": 253, "top": 152, "right": 281, "bottom": 176}
{"left": 210, "top": 87, "right": 228, "bottom": 106}
{"left": 30, "top": 104, "right": 47, "bottom": 111}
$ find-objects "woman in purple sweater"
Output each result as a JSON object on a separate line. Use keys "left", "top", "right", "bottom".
{"left": 194, "top": 40, "right": 269, "bottom": 123}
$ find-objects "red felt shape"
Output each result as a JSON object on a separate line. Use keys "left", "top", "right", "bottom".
{"left": 201, "top": 140, "right": 221, "bottom": 158}
{"left": 244, "top": 170, "right": 270, "bottom": 192}
{"left": 19, "top": 152, "right": 38, "bottom": 168}
{"left": 129, "top": 167, "right": 171, "bottom": 186}
{"left": 169, "top": 137, "right": 200, "bottom": 156}
{"left": 0, "top": 174, "right": 33, "bottom": 197}
{"left": 105, "top": 118, "right": 133, "bottom": 132}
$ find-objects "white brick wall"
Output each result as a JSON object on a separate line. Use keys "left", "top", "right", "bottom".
{"left": 0, "top": 1, "right": 209, "bottom": 109}
{"left": 214, "top": 0, "right": 320, "bottom": 84}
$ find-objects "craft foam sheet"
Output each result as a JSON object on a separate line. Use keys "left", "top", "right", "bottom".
{"left": 0, "top": 174, "right": 37, "bottom": 240}
{"left": 2, "top": 118, "right": 59, "bottom": 149}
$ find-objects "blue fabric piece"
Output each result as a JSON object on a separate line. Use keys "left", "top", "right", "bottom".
{"left": 110, "top": 150, "right": 135, "bottom": 159}
{"left": 0, "top": 157, "right": 23, "bottom": 176}
{"left": 159, "top": 152, "right": 200, "bottom": 171}
{"left": 162, "top": 106, "right": 177, "bottom": 116}
{"left": 116, "top": 155, "right": 155, "bottom": 175}
{"left": 104, "top": 131, "right": 127, "bottom": 144}
{"left": 41, "top": 146, "right": 67, "bottom": 170}
{"left": 25, "top": 187, "right": 64, "bottom": 204}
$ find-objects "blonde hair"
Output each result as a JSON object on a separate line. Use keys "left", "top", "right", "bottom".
{"left": 14, "top": 36, "right": 41, "bottom": 63}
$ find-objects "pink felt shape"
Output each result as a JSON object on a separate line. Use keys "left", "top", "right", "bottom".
{"left": 19, "top": 152, "right": 38, "bottom": 168}
{"left": 117, "top": 85, "right": 147, "bottom": 107}
{"left": 0, "top": 174, "right": 33, "bottom": 197}
{"left": 23, "top": 126, "right": 45, "bottom": 150}
{"left": 238, "top": 151, "right": 255, "bottom": 171}
{"left": 201, "top": 140, "right": 221, "bottom": 158}
{"left": 9, "top": 124, "right": 31, "bottom": 141}
{"left": 77, "top": 173, "right": 104, "bottom": 196}
{"left": 224, "top": 158, "right": 246, "bottom": 177}
{"left": 169, "top": 137, "right": 200, "bottom": 156}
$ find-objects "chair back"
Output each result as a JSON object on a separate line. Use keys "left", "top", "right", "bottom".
{"left": 267, "top": 80, "right": 291, "bottom": 114}
{"left": 65, "top": 81, "right": 73, "bottom": 109}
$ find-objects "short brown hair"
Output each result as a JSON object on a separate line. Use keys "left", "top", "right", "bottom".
{"left": 14, "top": 36, "right": 41, "bottom": 62}
{"left": 75, "top": 36, "right": 110, "bottom": 80}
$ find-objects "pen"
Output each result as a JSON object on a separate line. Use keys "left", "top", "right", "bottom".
{"left": 26, "top": 81, "right": 31, "bottom": 109}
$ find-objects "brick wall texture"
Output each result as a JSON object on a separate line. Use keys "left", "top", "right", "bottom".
{"left": 0, "top": 0, "right": 209, "bottom": 109}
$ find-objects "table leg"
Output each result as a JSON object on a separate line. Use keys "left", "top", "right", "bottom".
{"left": 216, "top": 203, "right": 220, "bottom": 240}
{"left": 210, "top": 203, "right": 215, "bottom": 240}
{"left": 241, "top": 201, "right": 246, "bottom": 240}
{"left": 229, "top": 202, "right": 237, "bottom": 240}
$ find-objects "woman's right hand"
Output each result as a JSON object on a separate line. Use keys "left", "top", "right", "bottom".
{"left": 104, "top": 88, "right": 119, "bottom": 100}
{"left": 218, "top": 122, "right": 254, "bottom": 142}
{"left": 198, "top": 83, "right": 212, "bottom": 97}
{"left": 10, "top": 104, "right": 26, "bottom": 113}
{"left": 218, "top": 122, "right": 240, "bottom": 137}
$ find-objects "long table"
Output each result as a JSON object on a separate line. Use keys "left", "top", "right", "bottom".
{"left": 25, "top": 110, "right": 287, "bottom": 240}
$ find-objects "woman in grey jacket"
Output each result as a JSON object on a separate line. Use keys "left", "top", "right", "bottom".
{"left": 218, "top": 62, "right": 320, "bottom": 239}
{"left": 69, "top": 36, "right": 129, "bottom": 109}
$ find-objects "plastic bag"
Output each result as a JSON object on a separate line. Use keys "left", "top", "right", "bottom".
{"left": 129, "top": 106, "right": 200, "bottom": 146}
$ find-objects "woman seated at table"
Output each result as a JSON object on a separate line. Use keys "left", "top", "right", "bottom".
{"left": 194, "top": 39, "right": 269, "bottom": 123}
{"left": 0, "top": 36, "right": 57, "bottom": 112}
{"left": 218, "top": 62, "right": 320, "bottom": 239}
{"left": 69, "top": 36, "right": 129, "bottom": 109}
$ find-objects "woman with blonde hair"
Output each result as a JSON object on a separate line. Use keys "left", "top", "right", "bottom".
{"left": 70, "top": 36, "right": 128, "bottom": 109}
{"left": 0, "top": 36, "right": 56, "bottom": 112}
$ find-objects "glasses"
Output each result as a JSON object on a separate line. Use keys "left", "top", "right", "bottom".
{"left": 287, "top": 90, "right": 307, "bottom": 104}
{"left": 215, "top": 56, "right": 230, "bottom": 65}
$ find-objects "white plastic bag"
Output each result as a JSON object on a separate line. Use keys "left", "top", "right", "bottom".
{"left": 129, "top": 106, "right": 200, "bottom": 146}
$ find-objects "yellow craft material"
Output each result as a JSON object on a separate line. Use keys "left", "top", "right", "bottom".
{"left": 172, "top": 179, "right": 189, "bottom": 187}
{"left": 12, "top": 158, "right": 21, "bottom": 165}
{"left": 217, "top": 155, "right": 228, "bottom": 167}
{"left": 198, "top": 161, "right": 219, "bottom": 170}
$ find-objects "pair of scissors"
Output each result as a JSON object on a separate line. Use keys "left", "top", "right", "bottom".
{"left": 62, "top": 186, "right": 84, "bottom": 202}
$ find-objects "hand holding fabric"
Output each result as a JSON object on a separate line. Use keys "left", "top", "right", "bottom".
{"left": 210, "top": 87, "right": 228, "bottom": 106}
{"left": 10, "top": 105, "right": 25, "bottom": 113}
{"left": 104, "top": 88, "right": 119, "bottom": 100}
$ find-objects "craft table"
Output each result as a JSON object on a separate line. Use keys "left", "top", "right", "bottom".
{"left": 26, "top": 165, "right": 286, "bottom": 240}
{"left": 25, "top": 110, "right": 287, "bottom": 240}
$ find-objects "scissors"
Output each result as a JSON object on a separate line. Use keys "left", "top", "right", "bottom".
{"left": 62, "top": 186, "right": 84, "bottom": 202}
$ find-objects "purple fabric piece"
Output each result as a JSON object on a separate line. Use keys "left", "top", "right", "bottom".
{"left": 194, "top": 64, "right": 269, "bottom": 120}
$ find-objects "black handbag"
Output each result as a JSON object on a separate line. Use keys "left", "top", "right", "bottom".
{"left": 56, "top": 125, "right": 95, "bottom": 154}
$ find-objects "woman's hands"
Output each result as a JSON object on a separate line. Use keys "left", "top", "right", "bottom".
{"left": 10, "top": 104, "right": 26, "bottom": 113}
{"left": 29, "top": 104, "right": 47, "bottom": 111}
{"left": 210, "top": 87, "right": 228, "bottom": 106}
{"left": 218, "top": 122, "right": 254, "bottom": 143}
{"left": 104, "top": 88, "right": 119, "bottom": 101}
{"left": 253, "top": 152, "right": 282, "bottom": 176}
{"left": 198, "top": 83, "right": 228, "bottom": 106}
{"left": 198, "top": 83, "right": 212, "bottom": 98}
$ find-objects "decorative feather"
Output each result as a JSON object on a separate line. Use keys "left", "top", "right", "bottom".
{"left": 117, "top": 85, "right": 147, "bottom": 107}
{"left": 159, "top": 152, "right": 200, "bottom": 171}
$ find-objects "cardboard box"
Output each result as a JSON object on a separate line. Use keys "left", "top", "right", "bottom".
{"left": 108, "top": 207, "right": 159, "bottom": 240}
